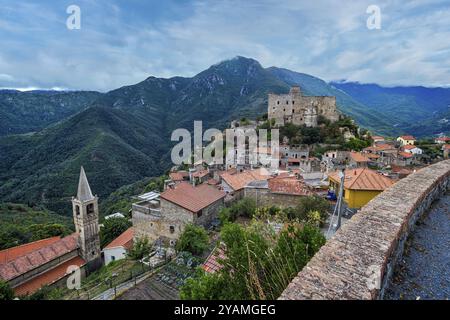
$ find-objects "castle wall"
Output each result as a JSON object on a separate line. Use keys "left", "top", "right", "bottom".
{"left": 268, "top": 87, "right": 339, "bottom": 127}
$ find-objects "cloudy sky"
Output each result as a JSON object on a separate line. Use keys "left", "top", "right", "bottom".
{"left": 0, "top": 0, "right": 449, "bottom": 91}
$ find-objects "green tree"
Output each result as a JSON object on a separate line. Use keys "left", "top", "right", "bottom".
{"left": 128, "top": 236, "right": 152, "bottom": 260}
{"left": 176, "top": 224, "right": 209, "bottom": 256}
{"left": 287, "top": 196, "right": 330, "bottom": 225}
{"left": 99, "top": 217, "right": 132, "bottom": 248}
{"left": 0, "top": 280, "right": 14, "bottom": 300}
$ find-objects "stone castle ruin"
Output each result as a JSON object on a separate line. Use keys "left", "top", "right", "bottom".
{"left": 268, "top": 86, "right": 339, "bottom": 127}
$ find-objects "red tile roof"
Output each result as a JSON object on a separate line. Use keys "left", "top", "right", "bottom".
{"left": 287, "top": 158, "right": 300, "bottom": 163}
{"left": 399, "top": 151, "right": 413, "bottom": 158}
{"left": 268, "top": 176, "right": 312, "bottom": 196}
{"left": 329, "top": 168, "right": 395, "bottom": 191}
{"left": 435, "top": 137, "right": 450, "bottom": 142}
{"left": 402, "top": 145, "right": 418, "bottom": 150}
{"left": 169, "top": 171, "right": 188, "bottom": 181}
{"left": 350, "top": 152, "right": 370, "bottom": 162}
{"left": 202, "top": 247, "right": 226, "bottom": 274}
{"left": 104, "top": 227, "right": 134, "bottom": 250}
{"left": 192, "top": 169, "right": 209, "bottom": 178}
{"left": 0, "top": 237, "right": 61, "bottom": 265}
{"left": 0, "top": 234, "right": 79, "bottom": 281}
{"left": 14, "top": 256, "right": 85, "bottom": 297}
{"left": 372, "top": 136, "right": 384, "bottom": 140}
{"left": 220, "top": 168, "right": 270, "bottom": 191}
{"left": 161, "top": 182, "right": 226, "bottom": 213}
{"left": 399, "top": 135, "right": 415, "bottom": 140}
{"left": 443, "top": 144, "right": 450, "bottom": 150}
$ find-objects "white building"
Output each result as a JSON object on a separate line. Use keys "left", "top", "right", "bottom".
{"left": 103, "top": 227, "right": 134, "bottom": 265}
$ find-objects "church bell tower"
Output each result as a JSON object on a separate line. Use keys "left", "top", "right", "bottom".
{"left": 72, "top": 166, "right": 101, "bottom": 268}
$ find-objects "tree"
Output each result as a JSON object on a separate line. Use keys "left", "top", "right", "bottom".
{"left": 128, "top": 236, "right": 152, "bottom": 260}
{"left": 286, "top": 196, "right": 330, "bottom": 226}
{"left": 0, "top": 280, "right": 14, "bottom": 300}
{"left": 100, "top": 217, "right": 132, "bottom": 248}
{"left": 176, "top": 224, "right": 209, "bottom": 256}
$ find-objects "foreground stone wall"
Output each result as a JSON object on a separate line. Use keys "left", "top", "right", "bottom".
{"left": 279, "top": 160, "right": 450, "bottom": 300}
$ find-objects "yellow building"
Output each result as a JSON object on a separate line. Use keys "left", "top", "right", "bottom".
{"left": 397, "top": 135, "right": 416, "bottom": 146}
{"left": 329, "top": 168, "right": 395, "bottom": 209}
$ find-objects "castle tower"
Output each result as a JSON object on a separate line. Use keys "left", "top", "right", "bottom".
{"left": 72, "top": 166, "right": 101, "bottom": 268}
{"left": 304, "top": 105, "right": 318, "bottom": 127}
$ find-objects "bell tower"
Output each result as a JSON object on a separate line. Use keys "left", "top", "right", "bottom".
{"left": 72, "top": 166, "right": 101, "bottom": 267}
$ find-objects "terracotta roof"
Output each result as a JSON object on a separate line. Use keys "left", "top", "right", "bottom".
{"left": 161, "top": 182, "right": 226, "bottom": 213}
{"left": 443, "top": 144, "right": 450, "bottom": 150}
{"left": 169, "top": 171, "right": 188, "bottom": 181}
{"left": 206, "top": 178, "right": 220, "bottom": 185}
{"left": 399, "top": 151, "right": 413, "bottom": 158}
{"left": 350, "top": 152, "right": 370, "bottom": 162}
{"left": 0, "top": 237, "right": 61, "bottom": 264}
{"left": 364, "top": 144, "right": 396, "bottom": 153}
{"left": 329, "top": 168, "right": 395, "bottom": 191}
{"left": 220, "top": 168, "right": 270, "bottom": 191}
{"left": 268, "top": 176, "right": 312, "bottom": 196}
{"left": 0, "top": 234, "right": 79, "bottom": 281}
{"left": 192, "top": 169, "right": 209, "bottom": 178}
{"left": 399, "top": 135, "right": 415, "bottom": 140}
{"left": 372, "top": 136, "right": 384, "bottom": 140}
{"left": 202, "top": 247, "right": 226, "bottom": 274}
{"left": 14, "top": 256, "right": 85, "bottom": 297}
{"left": 435, "top": 137, "right": 450, "bottom": 142}
{"left": 104, "top": 228, "right": 134, "bottom": 250}
{"left": 366, "top": 153, "right": 380, "bottom": 159}
{"left": 287, "top": 158, "right": 300, "bottom": 163}
{"left": 402, "top": 145, "right": 419, "bottom": 150}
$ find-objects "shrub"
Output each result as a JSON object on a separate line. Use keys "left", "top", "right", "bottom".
{"left": 176, "top": 224, "right": 209, "bottom": 256}
{"left": 128, "top": 237, "right": 152, "bottom": 260}
{"left": 0, "top": 280, "right": 14, "bottom": 300}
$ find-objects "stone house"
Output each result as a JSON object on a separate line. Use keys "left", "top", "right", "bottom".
{"left": 132, "top": 182, "right": 225, "bottom": 246}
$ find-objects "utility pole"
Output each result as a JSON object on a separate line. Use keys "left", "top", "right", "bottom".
{"left": 336, "top": 169, "right": 345, "bottom": 230}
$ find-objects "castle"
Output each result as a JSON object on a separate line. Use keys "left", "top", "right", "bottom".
{"left": 268, "top": 86, "right": 339, "bottom": 127}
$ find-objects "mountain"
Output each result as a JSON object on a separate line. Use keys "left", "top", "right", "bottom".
{"left": 0, "top": 90, "right": 102, "bottom": 135}
{"left": 0, "top": 56, "right": 447, "bottom": 215}
{"left": 330, "top": 82, "right": 450, "bottom": 136}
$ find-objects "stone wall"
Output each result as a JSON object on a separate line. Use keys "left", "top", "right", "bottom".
{"left": 244, "top": 187, "right": 304, "bottom": 208}
{"left": 268, "top": 87, "right": 339, "bottom": 127}
{"left": 279, "top": 160, "right": 450, "bottom": 300}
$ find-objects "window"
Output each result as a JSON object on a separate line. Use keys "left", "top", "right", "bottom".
{"left": 197, "top": 210, "right": 203, "bottom": 218}
{"left": 286, "top": 100, "right": 289, "bottom": 105}
{"left": 292, "top": 109, "right": 295, "bottom": 113}
{"left": 169, "top": 225, "right": 175, "bottom": 234}
{"left": 111, "top": 256, "right": 116, "bottom": 261}
{"left": 87, "top": 203, "right": 94, "bottom": 215}
{"left": 75, "top": 205, "right": 80, "bottom": 216}
{"left": 92, "top": 251, "right": 95, "bottom": 256}
{"left": 277, "top": 101, "right": 280, "bottom": 105}
{"left": 292, "top": 100, "right": 295, "bottom": 104}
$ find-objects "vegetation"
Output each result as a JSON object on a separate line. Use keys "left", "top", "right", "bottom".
{"left": 99, "top": 217, "right": 132, "bottom": 248}
{"left": 180, "top": 220, "right": 325, "bottom": 300}
{"left": 128, "top": 237, "right": 152, "bottom": 260}
{"left": 218, "top": 198, "right": 257, "bottom": 224}
{"left": 0, "top": 280, "right": 14, "bottom": 300}
{"left": 176, "top": 224, "right": 209, "bottom": 256}
{"left": 0, "top": 203, "right": 72, "bottom": 250}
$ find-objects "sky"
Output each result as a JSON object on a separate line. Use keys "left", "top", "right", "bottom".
{"left": 0, "top": 0, "right": 449, "bottom": 92}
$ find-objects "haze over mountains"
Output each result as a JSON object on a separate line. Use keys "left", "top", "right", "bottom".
{"left": 0, "top": 56, "right": 449, "bottom": 215}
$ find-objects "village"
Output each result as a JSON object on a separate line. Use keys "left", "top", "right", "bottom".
{"left": 1, "top": 86, "right": 449, "bottom": 300}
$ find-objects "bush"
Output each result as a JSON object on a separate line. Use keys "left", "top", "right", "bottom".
{"left": 0, "top": 280, "right": 14, "bottom": 300}
{"left": 285, "top": 196, "right": 330, "bottom": 226}
{"left": 176, "top": 224, "right": 209, "bottom": 256}
{"left": 128, "top": 237, "right": 152, "bottom": 260}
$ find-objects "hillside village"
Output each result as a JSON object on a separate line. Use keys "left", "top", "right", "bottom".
{"left": 1, "top": 86, "right": 449, "bottom": 300}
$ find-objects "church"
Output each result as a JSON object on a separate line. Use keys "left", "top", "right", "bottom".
{"left": 0, "top": 167, "right": 102, "bottom": 296}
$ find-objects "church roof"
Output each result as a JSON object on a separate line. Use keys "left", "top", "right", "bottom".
{"left": 77, "top": 166, "right": 94, "bottom": 201}
{"left": 0, "top": 234, "right": 79, "bottom": 282}
{"left": 14, "top": 256, "right": 85, "bottom": 297}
